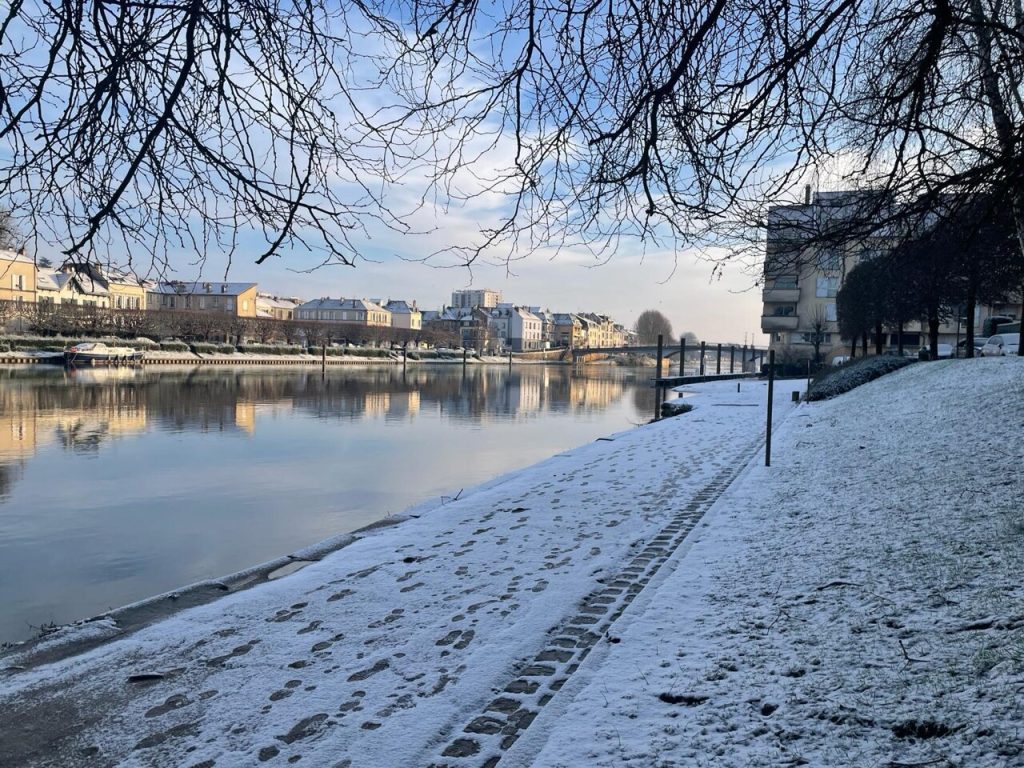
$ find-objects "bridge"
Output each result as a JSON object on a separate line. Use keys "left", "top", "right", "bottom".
{"left": 568, "top": 342, "right": 768, "bottom": 377}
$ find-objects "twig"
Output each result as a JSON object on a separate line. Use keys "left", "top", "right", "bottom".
{"left": 898, "top": 639, "right": 928, "bottom": 664}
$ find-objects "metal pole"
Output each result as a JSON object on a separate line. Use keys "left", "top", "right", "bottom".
{"left": 699, "top": 341, "right": 706, "bottom": 376}
{"left": 742, "top": 344, "right": 747, "bottom": 373}
{"left": 716, "top": 343, "right": 722, "bottom": 375}
{"left": 766, "top": 350, "right": 775, "bottom": 467}
{"left": 656, "top": 334, "right": 664, "bottom": 381}
{"left": 806, "top": 358, "right": 811, "bottom": 395}
{"left": 679, "top": 337, "right": 687, "bottom": 377}
{"left": 508, "top": 350, "right": 513, "bottom": 371}
{"left": 730, "top": 345, "right": 735, "bottom": 373}
{"left": 321, "top": 343, "right": 326, "bottom": 374}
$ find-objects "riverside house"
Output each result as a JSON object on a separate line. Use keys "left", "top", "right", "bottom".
{"left": 294, "top": 298, "right": 392, "bottom": 327}
{"left": 147, "top": 281, "right": 259, "bottom": 318}
{"left": 0, "top": 249, "right": 36, "bottom": 306}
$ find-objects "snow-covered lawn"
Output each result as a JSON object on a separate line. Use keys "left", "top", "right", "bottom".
{"left": 521, "top": 358, "right": 1024, "bottom": 767}
{"left": 3, "top": 359, "right": 1019, "bottom": 768}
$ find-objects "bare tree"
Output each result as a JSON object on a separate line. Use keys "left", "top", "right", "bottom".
{"left": 807, "top": 305, "right": 829, "bottom": 365}
{"left": 1, "top": 2, "right": 398, "bottom": 274}
{"left": 635, "top": 310, "right": 674, "bottom": 345}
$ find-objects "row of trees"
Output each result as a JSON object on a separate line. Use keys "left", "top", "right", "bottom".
{"left": 836, "top": 196, "right": 1024, "bottom": 359}
{"left": 0, "top": 301, "right": 459, "bottom": 349}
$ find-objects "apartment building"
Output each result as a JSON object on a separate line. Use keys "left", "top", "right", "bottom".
{"left": 294, "top": 298, "right": 391, "bottom": 326}
{"left": 148, "top": 282, "right": 259, "bottom": 317}
{"left": 451, "top": 288, "right": 502, "bottom": 309}
{"left": 255, "top": 293, "right": 303, "bottom": 321}
{"left": 761, "top": 191, "right": 963, "bottom": 361}
{"left": 384, "top": 300, "right": 422, "bottom": 331}
{"left": 0, "top": 249, "right": 36, "bottom": 305}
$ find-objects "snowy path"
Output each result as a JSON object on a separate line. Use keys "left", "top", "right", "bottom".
{"left": 0, "top": 379, "right": 796, "bottom": 767}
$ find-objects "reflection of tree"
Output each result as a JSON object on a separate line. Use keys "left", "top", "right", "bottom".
{"left": 0, "top": 464, "right": 21, "bottom": 500}
{"left": 631, "top": 385, "right": 659, "bottom": 421}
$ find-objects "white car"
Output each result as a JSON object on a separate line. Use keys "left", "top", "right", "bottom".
{"left": 980, "top": 333, "right": 1020, "bottom": 356}
{"left": 918, "top": 343, "right": 953, "bottom": 359}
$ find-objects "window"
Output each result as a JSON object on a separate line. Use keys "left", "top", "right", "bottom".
{"left": 772, "top": 275, "right": 798, "bottom": 289}
{"left": 242, "top": 300, "right": 249, "bottom": 311}
{"left": 798, "top": 332, "right": 832, "bottom": 344}
{"left": 816, "top": 277, "right": 839, "bottom": 298}
{"left": 771, "top": 305, "right": 796, "bottom": 317}
{"left": 12, "top": 274, "right": 24, "bottom": 290}
{"left": 817, "top": 250, "right": 843, "bottom": 272}
{"left": 825, "top": 303, "right": 837, "bottom": 322}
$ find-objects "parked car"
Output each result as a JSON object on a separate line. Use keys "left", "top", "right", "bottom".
{"left": 980, "top": 333, "right": 1020, "bottom": 356}
{"left": 918, "top": 343, "right": 953, "bottom": 359}
{"left": 831, "top": 355, "right": 851, "bottom": 366}
{"left": 957, "top": 337, "right": 990, "bottom": 356}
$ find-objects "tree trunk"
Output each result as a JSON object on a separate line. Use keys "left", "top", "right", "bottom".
{"left": 897, "top": 320, "right": 904, "bottom": 356}
{"left": 862, "top": 332, "right": 868, "bottom": 355}
{"left": 970, "top": 0, "right": 1024, "bottom": 355}
{"left": 874, "top": 322, "right": 884, "bottom": 355}
{"left": 965, "top": 279, "right": 977, "bottom": 357}
{"left": 928, "top": 305, "right": 940, "bottom": 360}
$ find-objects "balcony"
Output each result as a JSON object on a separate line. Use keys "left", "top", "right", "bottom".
{"left": 761, "top": 287, "right": 800, "bottom": 303}
{"left": 761, "top": 315, "right": 799, "bottom": 331}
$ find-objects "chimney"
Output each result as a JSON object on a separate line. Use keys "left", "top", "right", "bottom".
{"left": 804, "top": 184, "right": 812, "bottom": 205}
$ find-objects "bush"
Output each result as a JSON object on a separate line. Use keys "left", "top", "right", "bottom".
{"left": 159, "top": 340, "right": 190, "bottom": 352}
{"left": 806, "top": 355, "right": 915, "bottom": 401}
{"left": 238, "top": 344, "right": 305, "bottom": 356}
{"left": 190, "top": 342, "right": 218, "bottom": 354}
{"left": 217, "top": 344, "right": 236, "bottom": 354}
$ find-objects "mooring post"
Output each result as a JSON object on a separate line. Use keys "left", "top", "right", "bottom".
{"left": 716, "top": 343, "right": 722, "bottom": 375}
{"left": 508, "top": 350, "right": 513, "bottom": 371}
{"left": 462, "top": 347, "right": 467, "bottom": 370}
{"left": 730, "top": 345, "right": 735, "bottom": 373}
{"left": 766, "top": 350, "right": 775, "bottom": 467}
{"left": 741, "top": 344, "right": 747, "bottom": 373}
{"left": 679, "top": 337, "right": 687, "bottom": 377}
{"left": 699, "top": 341, "right": 706, "bottom": 376}
{"left": 321, "top": 343, "right": 326, "bottom": 374}
{"left": 656, "top": 334, "right": 664, "bottom": 381}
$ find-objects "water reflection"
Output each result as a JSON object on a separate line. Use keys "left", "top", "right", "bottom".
{"left": 0, "top": 364, "right": 650, "bottom": 642}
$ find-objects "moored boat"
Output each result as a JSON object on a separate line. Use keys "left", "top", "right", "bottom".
{"left": 64, "top": 342, "right": 144, "bottom": 366}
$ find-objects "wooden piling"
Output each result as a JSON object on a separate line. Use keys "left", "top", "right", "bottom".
{"left": 656, "top": 334, "right": 664, "bottom": 381}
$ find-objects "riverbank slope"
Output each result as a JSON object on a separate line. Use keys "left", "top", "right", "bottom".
{"left": 2, "top": 359, "right": 1022, "bottom": 766}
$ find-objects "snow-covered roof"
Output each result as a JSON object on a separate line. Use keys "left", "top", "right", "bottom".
{"left": 296, "top": 298, "right": 388, "bottom": 312}
{"left": 0, "top": 249, "right": 33, "bottom": 265}
{"left": 384, "top": 300, "right": 419, "bottom": 314}
{"left": 35, "top": 270, "right": 69, "bottom": 292}
{"left": 150, "top": 281, "right": 257, "bottom": 296}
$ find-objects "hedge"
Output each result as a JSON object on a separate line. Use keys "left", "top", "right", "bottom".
{"left": 806, "top": 355, "right": 915, "bottom": 401}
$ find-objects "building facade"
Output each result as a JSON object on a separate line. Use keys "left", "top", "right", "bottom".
{"left": 148, "top": 282, "right": 259, "bottom": 317}
{"left": 451, "top": 288, "right": 502, "bottom": 309}
{"left": 294, "top": 298, "right": 391, "bottom": 326}
{"left": 0, "top": 250, "right": 36, "bottom": 305}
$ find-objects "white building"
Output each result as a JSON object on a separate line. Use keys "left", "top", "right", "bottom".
{"left": 384, "top": 299, "right": 422, "bottom": 331}
{"left": 451, "top": 288, "right": 502, "bottom": 309}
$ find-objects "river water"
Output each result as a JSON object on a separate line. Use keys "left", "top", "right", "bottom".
{"left": 0, "top": 364, "right": 658, "bottom": 644}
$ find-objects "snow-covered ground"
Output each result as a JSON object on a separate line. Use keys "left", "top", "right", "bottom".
{"left": 2, "top": 360, "right": 1020, "bottom": 768}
